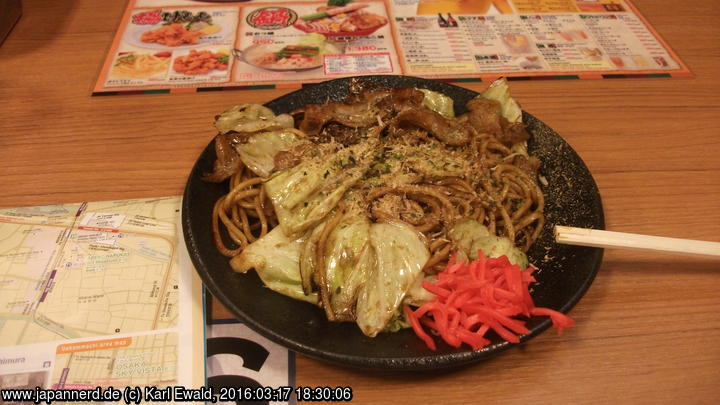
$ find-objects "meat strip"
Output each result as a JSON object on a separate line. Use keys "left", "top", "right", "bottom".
{"left": 465, "top": 97, "right": 502, "bottom": 135}
{"left": 392, "top": 108, "right": 471, "bottom": 146}
{"left": 202, "top": 132, "right": 247, "bottom": 182}
{"left": 273, "top": 142, "right": 315, "bottom": 171}
{"left": 498, "top": 120, "right": 530, "bottom": 145}
{"left": 465, "top": 97, "right": 529, "bottom": 145}
{"left": 295, "top": 87, "right": 424, "bottom": 136}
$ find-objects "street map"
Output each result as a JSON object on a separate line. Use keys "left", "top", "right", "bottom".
{"left": 0, "top": 198, "right": 179, "bottom": 346}
{"left": 0, "top": 197, "right": 204, "bottom": 393}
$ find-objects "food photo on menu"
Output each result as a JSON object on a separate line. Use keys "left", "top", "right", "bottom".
{"left": 231, "top": 1, "right": 398, "bottom": 83}
{"left": 293, "top": 2, "right": 388, "bottom": 36}
{"left": 234, "top": 33, "right": 342, "bottom": 72}
{"left": 133, "top": 9, "right": 226, "bottom": 47}
{"left": 172, "top": 49, "right": 229, "bottom": 76}
{"left": 110, "top": 51, "right": 172, "bottom": 79}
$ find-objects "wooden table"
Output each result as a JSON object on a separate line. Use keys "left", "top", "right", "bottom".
{"left": 1, "top": 1, "right": 718, "bottom": 403}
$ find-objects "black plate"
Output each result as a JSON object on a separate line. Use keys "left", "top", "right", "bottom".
{"left": 182, "top": 76, "right": 604, "bottom": 370}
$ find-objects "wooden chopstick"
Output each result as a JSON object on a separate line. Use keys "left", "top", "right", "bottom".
{"left": 554, "top": 226, "right": 720, "bottom": 259}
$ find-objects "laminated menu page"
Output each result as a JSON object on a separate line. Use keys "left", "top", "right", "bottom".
{"left": 205, "top": 319, "right": 295, "bottom": 405}
{"left": 0, "top": 197, "right": 206, "bottom": 401}
{"left": 93, "top": 0, "right": 690, "bottom": 94}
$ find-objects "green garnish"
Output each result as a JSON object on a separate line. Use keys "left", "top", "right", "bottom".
{"left": 114, "top": 54, "right": 136, "bottom": 66}
{"left": 275, "top": 45, "right": 319, "bottom": 60}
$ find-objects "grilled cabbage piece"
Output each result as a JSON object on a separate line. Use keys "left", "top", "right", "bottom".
{"left": 235, "top": 129, "right": 304, "bottom": 178}
{"left": 263, "top": 139, "right": 377, "bottom": 237}
{"left": 215, "top": 104, "right": 294, "bottom": 134}
{"left": 299, "top": 221, "right": 324, "bottom": 296}
{"left": 480, "top": 78, "right": 522, "bottom": 125}
{"left": 356, "top": 221, "right": 430, "bottom": 337}
{"left": 404, "top": 273, "right": 436, "bottom": 307}
{"left": 448, "top": 218, "right": 529, "bottom": 268}
{"left": 320, "top": 210, "right": 373, "bottom": 321}
{"left": 418, "top": 88, "right": 455, "bottom": 118}
{"left": 230, "top": 227, "right": 318, "bottom": 304}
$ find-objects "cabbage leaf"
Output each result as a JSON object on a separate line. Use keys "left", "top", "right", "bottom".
{"left": 230, "top": 227, "right": 318, "bottom": 304}
{"left": 235, "top": 130, "right": 303, "bottom": 178}
{"left": 264, "top": 139, "right": 377, "bottom": 237}
{"left": 215, "top": 104, "right": 294, "bottom": 134}
{"left": 448, "top": 218, "right": 528, "bottom": 268}
{"left": 356, "top": 221, "right": 429, "bottom": 337}
{"left": 322, "top": 211, "right": 373, "bottom": 320}
{"left": 299, "top": 221, "right": 324, "bottom": 295}
{"left": 403, "top": 273, "right": 436, "bottom": 308}
{"left": 480, "top": 78, "right": 522, "bottom": 124}
{"left": 418, "top": 88, "right": 455, "bottom": 118}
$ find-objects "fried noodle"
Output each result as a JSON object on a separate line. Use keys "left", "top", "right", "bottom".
{"left": 209, "top": 84, "right": 544, "bottom": 276}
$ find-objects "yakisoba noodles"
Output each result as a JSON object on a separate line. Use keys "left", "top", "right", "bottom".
{"left": 202, "top": 79, "right": 545, "bottom": 336}
{"left": 111, "top": 53, "right": 170, "bottom": 78}
{"left": 211, "top": 164, "right": 276, "bottom": 257}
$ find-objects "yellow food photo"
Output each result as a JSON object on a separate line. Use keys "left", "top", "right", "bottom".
{"left": 111, "top": 52, "right": 171, "bottom": 78}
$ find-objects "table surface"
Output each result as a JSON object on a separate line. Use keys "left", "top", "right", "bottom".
{"left": 1, "top": 0, "right": 718, "bottom": 403}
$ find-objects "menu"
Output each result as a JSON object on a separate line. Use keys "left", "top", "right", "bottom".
{"left": 0, "top": 197, "right": 205, "bottom": 401}
{"left": 93, "top": 0, "right": 690, "bottom": 94}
